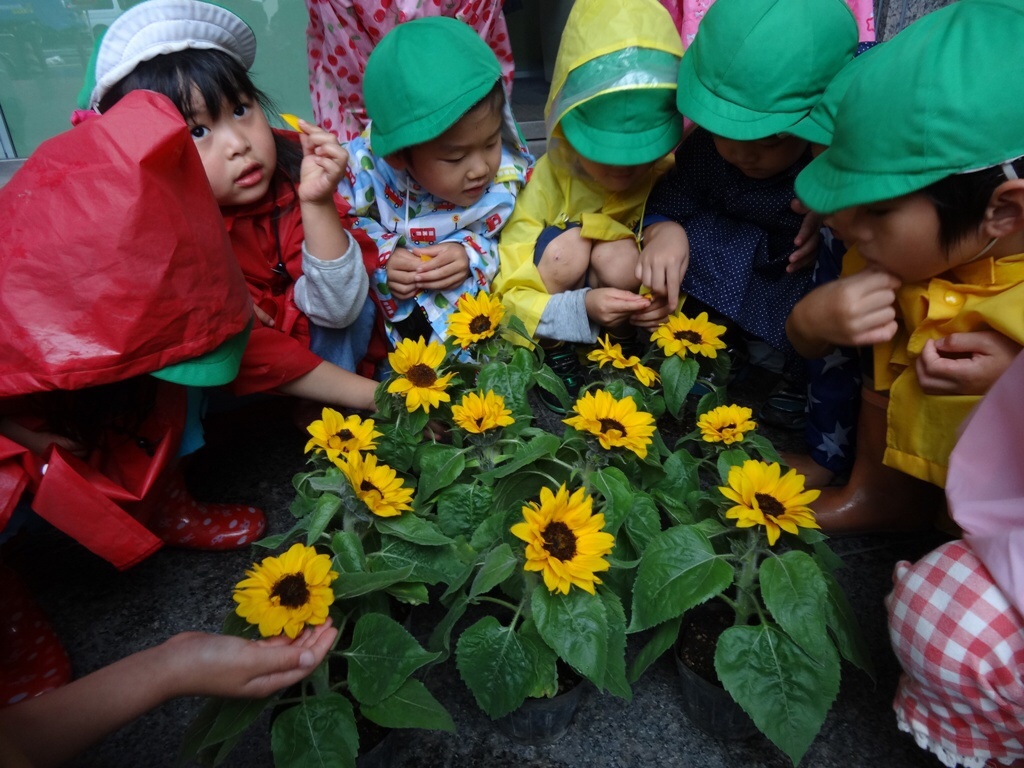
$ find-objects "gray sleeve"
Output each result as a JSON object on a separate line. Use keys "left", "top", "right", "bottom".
{"left": 535, "top": 288, "right": 599, "bottom": 344}
{"left": 293, "top": 233, "right": 369, "bottom": 329}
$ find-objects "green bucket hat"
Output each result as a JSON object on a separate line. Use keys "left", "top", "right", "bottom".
{"left": 364, "top": 17, "right": 501, "bottom": 157}
{"left": 796, "top": 0, "right": 1024, "bottom": 214}
{"left": 150, "top": 320, "right": 251, "bottom": 387}
{"left": 786, "top": 42, "right": 881, "bottom": 146}
{"left": 560, "top": 88, "right": 683, "bottom": 166}
{"left": 677, "top": 0, "right": 857, "bottom": 140}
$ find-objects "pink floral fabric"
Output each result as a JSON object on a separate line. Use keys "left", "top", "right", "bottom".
{"left": 305, "top": 0, "right": 516, "bottom": 140}
{"left": 659, "top": 0, "right": 876, "bottom": 47}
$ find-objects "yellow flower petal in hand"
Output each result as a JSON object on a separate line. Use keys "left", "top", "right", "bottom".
{"left": 563, "top": 389, "right": 656, "bottom": 459}
{"left": 719, "top": 460, "right": 821, "bottom": 546}
{"left": 233, "top": 543, "right": 338, "bottom": 638}
{"left": 304, "top": 408, "right": 382, "bottom": 460}
{"left": 510, "top": 484, "right": 614, "bottom": 595}
{"left": 697, "top": 404, "right": 757, "bottom": 445}
{"left": 336, "top": 451, "right": 414, "bottom": 517}
{"left": 650, "top": 311, "right": 728, "bottom": 360}
{"left": 446, "top": 292, "right": 504, "bottom": 347}
{"left": 386, "top": 337, "right": 453, "bottom": 413}
{"left": 451, "top": 390, "right": 514, "bottom": 434}
{"left": 279, "top": 113, "right": 303, "bottom": 132}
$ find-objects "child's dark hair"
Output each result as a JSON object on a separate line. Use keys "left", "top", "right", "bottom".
{"left": 922, "top": 156, "right": 1024, "bottom": 250}
{"left": 97, "top": 48, "right": 302, "bottom": 180}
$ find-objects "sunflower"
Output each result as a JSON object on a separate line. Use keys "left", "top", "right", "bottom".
{"left": 588, "top": 336, "right": 661, "bottom": 387}
{"left": 233, "top": 543, "right": 338, "bottom": 638}
{"left": 510, "top": 484, "right": 615, "bottom": 595}
{"left": 697, "top": 404, "right": 757, "bottom": 445}
{"left": 337, "top": 451, "right": 414, "bottom": 518}
{"left": 631, "top": 360, "right": 660, "bottom": 387}
{"left": 386, "top": 337, "right": 454, "bottom": 412}
{"left": 719, "top": 460, "right": 821, "bottom": 546}
{"left": 451, "top": 390, "right": 514, "bottom": 434}
{"left": 304, "top": 408, "right": 382, "bottom": 460}
{"left": 650, "top": 311, "right": 728, "bottom": 360}
{"left": 446, "top": 292, "right": 504, "bottom": 347}
{"left": 563, "top": 389, "right": 656, "bottom": 459}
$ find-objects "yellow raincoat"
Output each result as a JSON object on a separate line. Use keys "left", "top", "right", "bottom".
{"left": 849, "top": 248, "right": 1024, "bottom": 486}
{"left": 492, "top": 0, "right": 683, "bottom": 336}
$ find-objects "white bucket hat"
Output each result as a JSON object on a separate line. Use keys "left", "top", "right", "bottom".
{"left": 88, "top": 0, "right": 255, "bottom": 110}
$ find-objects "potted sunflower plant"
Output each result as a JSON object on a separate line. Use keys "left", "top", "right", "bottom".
{"left": 605, "top": 331, "right": 874, "bottom": 766}
{"left": 178, "top": 403, "right": 458, "bottom": 767}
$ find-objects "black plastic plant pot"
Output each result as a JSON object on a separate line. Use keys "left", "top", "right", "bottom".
{"left": 493, "top": 680, "right": 587, "bottom": 746}
{"left": 674, "top": 638, "right": 758, "bottom": 740}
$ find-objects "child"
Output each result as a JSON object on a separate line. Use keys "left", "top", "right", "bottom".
{"left": 492, "top": 0, "right": 686, "bottom": 402}
{"left": 334, "top": 16, "right": 533, "bottom": 348}
{"left": 83, "top": 0, "right": 381, "bottom": 409}
{"left": 642, "top": 0, "right": 858, "bottom": 420}
{"left": 788, "top": 0, "right": 1024, "bottom": 533}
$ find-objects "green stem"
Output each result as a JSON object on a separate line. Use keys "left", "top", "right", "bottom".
{"left": 475, "top": 595, "right": 520, "bottom": 613}
{"left": 732, "top": 528, "right": 762, "bottom": 626}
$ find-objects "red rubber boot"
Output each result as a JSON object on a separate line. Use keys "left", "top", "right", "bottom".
{"left": 147, "top": 472, "right": 265, "bottom": 550}
{"left": 0, "top": 566, "right": 71, "bottom": 708}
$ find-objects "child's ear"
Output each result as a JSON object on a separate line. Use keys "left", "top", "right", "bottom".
{"left": 982, "top": 180, "right": 1024, "bottom": 239}
{"left": 383, "top": 151, "right": 409, "bottom": 172}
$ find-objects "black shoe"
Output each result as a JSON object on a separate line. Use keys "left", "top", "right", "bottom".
{"left": 759, "top": 373, "right": 807, "bottom": 431}
{"left": 538, "top": 345, "right": 587, "bottom": 414}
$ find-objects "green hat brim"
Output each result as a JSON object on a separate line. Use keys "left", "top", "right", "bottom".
{"left": 784, "top": 111, "right": 831, "bottom": 146}
{"left": 677, "top": 53, "right": 807, "bottom": 140}
{"left": 560, "top": 88, "right": 682, "bottom": 165}
{"left": 150, "top": 321, "right": 250, "bottom": 386}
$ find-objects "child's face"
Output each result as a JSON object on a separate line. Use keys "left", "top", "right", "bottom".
{"left": 577, "top": 158, "right": 657, "bottom": 193}
{"left": 401, "top": 100, "right": 503, "bottom": 208}
{"left": 825, "top": 193, "right": 984, "bottom": 282}
{"left": 711, "top": 134, "right": 808, "bottom": 179}
{"left": 186, "top": 89, "right": 277, "bottom": 207}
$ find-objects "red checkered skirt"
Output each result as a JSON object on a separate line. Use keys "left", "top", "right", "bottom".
{"left": 887, "top": 540, "right": 1024, "bottom": 767}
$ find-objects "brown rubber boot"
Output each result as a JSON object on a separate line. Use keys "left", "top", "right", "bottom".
{"left": 813, "top": 388, "right": 945, "bottom": 534}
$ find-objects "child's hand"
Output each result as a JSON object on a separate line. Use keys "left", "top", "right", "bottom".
{"left": 585, "top": 288, "right": 651, "bottom": 327}
{"left": 410, "top": 243, "right": 471, "bottom": 292}
{"left": 788, "top": 199, "right": 822, "bottom": 273}
{"left": 636, "top": 221, "right": 689, "bottom": 310}
{"left": 386, "top": 247, "right": 423, "bottom": 299}
{"left": 628, "top": 294, "right": 672, "bottom": 329}
{"left": 916, "top": 331, "right": 1022, "bottom": 396}
{"left": 163, "top": 619, "right": 337, "bottom": 700}
{"left": 787, "top": 267, "right": 901, "bottom": 356}
{"left": 298, "top": 120, "right": 349, "bottom": 206}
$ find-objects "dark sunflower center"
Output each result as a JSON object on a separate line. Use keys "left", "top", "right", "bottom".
{"left": 755, "top": 493, "right": 785, "bottom": 517}
{"left": 407, "top": 363, "right": 437, "bottom": 387}
{"left": 674, "top": 329, "right": 703, "bottom": 344}
{"left": 541, "top": 521, "right": 578, "bottom": 561}
{"left": 599, "top": 418, "right": 626, "bottom": 436}
{"left": 271, "top": 573, "right": 310, "bottom": 608}
{"left": 722, "top": 423, "right": 736, "bottom": 431}
{"left": 475, "top": 417, "right": 485, "bottom": 428}
{"left": 360, "top": 479, "right": 381, "bottom": 495}
{"left": 336, "top": 429, "right": 354, "bottom": 441}
{"left": 469, "top": 315, "right": 492, "bottom": 334}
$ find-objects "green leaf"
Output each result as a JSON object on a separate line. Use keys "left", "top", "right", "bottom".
{"left": 361, "top": 678, "right": 455, "bottom": 732}
{"left": 716, "top": 448, "right": 750, "bottom": 484}
{"left": 660, "top": 355, "right": 698, "bottom": 418}
{"left": 744, "top": 431, "right": 782, "bottom": 463}
{"left": 532, "top": 364, "right": 571, "bottom": 412}
{"left": 305, "top": 492, "right": 343, "bottom": 546}
{"left": 253, "top": 521, "right": 306, "bottom": 551}
{"left": 599, "top": 589, "right": 632, "bottom": 700}
{"left": 491, "top": 465, "right": 568, "bottom": 519}
{"left": 623, "top": 493, "right": 662, "bottom": 555}
{"left": 716, "top": 624, "right": 840, "bottom": 766}
{"left": 375, "top": 422, "right": 417, "bottom": 472}
{"left": 761, "top": 551, "right": 830, "bottom": 661}
{"left": 470, "top": 543, "right": 518, "bottom": 597}
{"left": 271, "top": 693, "right": 358, "bottom": 768}
{"left": 532, "top": 586, "right": 609, "bottom": 689}
{"left": 655, "top": 449, "right": 703, "bottom": 498}
{"left": 629, "top": 526, "right": 734, "bottom": 632}
{"left": 628, "top": 617, "right": 682, "bottom": 683}
{"left": 414, "top": 445, "right": 467, "bottom": 502}
{"left": 178, "top": 695, "right": 270, "bottom": 766}
{"left": 518, "top": 617, "right": 560, "bottom": 698}
{"left": 343, "top": 614, "right": 440, "bottom": 706}
{"left": 695, "top": 386, "right": 728, "bottom": 416}
{"left": 478, "top": 350, "right": 533, "bottom": 411}
{"left": 436, "top": 482, "right": 493, "bottom": 539}
{"left": 477, "top": 433, "right": 562, "bottom": 481}
{"left": 820, "top": 568, "right": 875, "bottom": 679}
{"left": 455, "top": 616, "right": 546, "bottom": 718}
{"left": 385, "top": 581, "right": 430, "bottom": 605}
{"left": 330, "top": 530, "right": 366, "bottom": 572}
{"left": 372, "top": 538, "right": 466, "bottom": 585}
{"left": 469, "top": 511, "right": 509, "bottom": 551}
{"left": 334, "top": 566, "right": 415, "bottom": 600}
{"left": 589, "top": 467, "right": 633, "bottom": 534}
{"left": 429, "top": 594, "right": 469, "bottom": 659}
{"left": 376, "top": 515, "right": 454, "bottom": 546}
